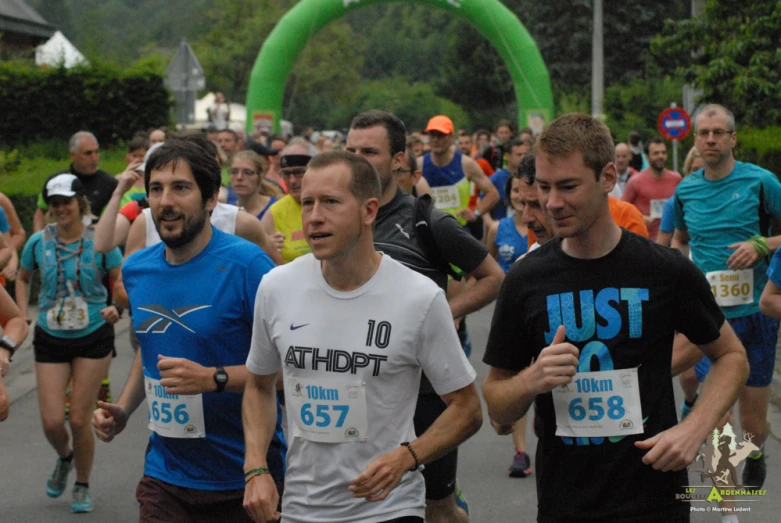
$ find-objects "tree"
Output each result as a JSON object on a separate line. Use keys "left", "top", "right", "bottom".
{"left": 651, "top": 0, "right": 781, "bottom": 127}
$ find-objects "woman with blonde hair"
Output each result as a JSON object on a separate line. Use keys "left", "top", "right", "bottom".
{"left": 227, "top": 150, "right": 282, "bottom": 221}
{"left": 656, "top": 146, "right": 704, "bottom": 247}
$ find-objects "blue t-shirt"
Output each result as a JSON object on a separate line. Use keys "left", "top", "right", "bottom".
{"left": 488, "top": 168, "right": 511, "bottom": 220}
{"left": 21, "top": 229, "right": 123, "bottom": 338}
{"left": 0, "top": 206, "right": 9, "bottom": 234}
{"left": 122, "top": 227, "right": 286, "bottom": 490}
{"left": 673, "top": 161, "right": 781, "bottom": 318}
{"left": 494, "top": 217, "right": 527, "bottom": 272}
{"left": 767, "top": 250, "right": 781, "bottom": 289}
{"left": 659, "top": 196, "right": 676, "bottom": 234}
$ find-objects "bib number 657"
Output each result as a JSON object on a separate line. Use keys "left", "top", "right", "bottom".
{"left": 301, "top": 403, "right": 349, "bottom": 428}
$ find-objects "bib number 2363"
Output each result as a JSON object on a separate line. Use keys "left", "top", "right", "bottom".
{"left": 287, "top": 377, "right": 368, "bottom": 443}
{"left": 552, "top": 369, "right": 643, "bottom": 438}
{"left": 144, "top": 377, "right": 206, "bottom": 438}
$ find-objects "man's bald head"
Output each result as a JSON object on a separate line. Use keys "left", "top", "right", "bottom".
{"left": 615, "top": 143, "right": 632, "bottom": 174}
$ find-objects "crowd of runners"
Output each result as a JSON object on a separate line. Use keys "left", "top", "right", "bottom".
{"left": 0, "top": 102, "right": 778, "bottom": 523}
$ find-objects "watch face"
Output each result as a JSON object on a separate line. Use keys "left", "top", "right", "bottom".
{"left": 215, "top": 370, "right": 228, "bottom": 384}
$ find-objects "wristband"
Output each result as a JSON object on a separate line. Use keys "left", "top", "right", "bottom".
{"left": 401, "top": 442, "right": 421, "bottom": 471}
{"left": 112, "top": 303, "right": 125, "bottom": 319}
{"left": 244, "top": 467, "right": 270, "bottom": 484}
{"left": 748, "top": 235, "right": 769, "bottom": 258}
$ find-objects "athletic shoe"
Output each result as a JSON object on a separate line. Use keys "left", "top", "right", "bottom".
{"left": 98, "top": 378, "right": 112, "bottom": 405}
{"left": 680, "top": 400, "right": 694, "bottom": 422}
{"left": 742, "top": 450, "right": 767, "bottom": 488}
{"left": 454, "top": 482, "right": 469, "bottom": 515}
{"left": 509, "top": 450, "right": 533, "bottom": 478}
{"left": 71, "top": 485, "right": 93, "bottom": 513}
{"left": 64, "top": 388, "right": 72, "bottom": 420}
{"left": 46, "top": 456, "right": 73, "bottom": 498}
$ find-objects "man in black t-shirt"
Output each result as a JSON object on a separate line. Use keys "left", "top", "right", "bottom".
{"left": 33, "top": 131, "right": 118, "bottom": 232}
{"left": 482, "top": 113, "right": 748, "bottom": 523}
{"left": 346, "top": 110, "right": 503, "bottom": 523}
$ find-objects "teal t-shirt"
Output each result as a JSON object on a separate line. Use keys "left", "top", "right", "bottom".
{"left": 673, "top": 161, "right": 781, "bottom": 318}
{"left": 21, "top": 230, "right": 123, "bottom": 338}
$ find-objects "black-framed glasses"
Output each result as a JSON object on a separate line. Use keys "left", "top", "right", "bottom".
{"left": 695, "top": 129, "right": 734, "bottom": 138}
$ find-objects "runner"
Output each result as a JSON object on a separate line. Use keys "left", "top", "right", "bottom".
{"left": 260, "top": 140, "right": 316, "bottom": 263}
{"left": 621, "top": 137, "right": 682, "bottom": 240}
{"left": 0, "top": 284, "right": 30, "bottom": 421}
{"left": 16, "top": 174, "right": 124, "bottom": 513}
{"left": 483, "top": 113, "right": 748, "bottom": 522}
{"left": 346, "top": 110, "right": 503, "bottom": 522}
{"left": 227, "top": 150, "right": 281, "bottom": 220}
{"left": 243, "top": 150, "right": 481, "bottom": 523}
{"left": 92, "top": 139, "right": 287, "bottom": 522}
{"left": 672, "top": 104, "right": 781, "bottom": 489}
{"left": 396, "top": 148, "right": 430, "bottom": 197}
{"left": 418, "top": 115, "right": 499, "bottom": 232}
{"left": 657, "top": 146, "right": 703, "bottom": 248}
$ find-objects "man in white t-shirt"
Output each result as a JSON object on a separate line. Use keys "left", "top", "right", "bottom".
{"left": 243, "top": 151, "right": 482, "bottom": 523}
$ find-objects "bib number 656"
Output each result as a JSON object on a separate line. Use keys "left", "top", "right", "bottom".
{"left": 151, "top": 401, "right": 190, "bottom": 424}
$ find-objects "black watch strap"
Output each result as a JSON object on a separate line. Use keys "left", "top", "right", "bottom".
{"left": 213, "top": 366, "right": 228, "bottom": 393}
{"left": 0, "top": 335, "right": 18, "bottom": 356}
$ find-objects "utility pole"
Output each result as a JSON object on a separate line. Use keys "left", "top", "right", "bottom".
{"left": 591, "top": 0, "right": 604, "bottom": 118}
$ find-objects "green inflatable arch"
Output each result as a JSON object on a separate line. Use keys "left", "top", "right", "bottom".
{"left": 246, "top": 0, "right": 553, "bottom": 134}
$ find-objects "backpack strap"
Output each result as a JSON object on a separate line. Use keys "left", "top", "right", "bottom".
{"left": 414, "top": 195, "right": 463, "bottom": 281}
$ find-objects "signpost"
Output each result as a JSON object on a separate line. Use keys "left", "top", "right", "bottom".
{"left": 165, "top": 38, "right": 205, "bottom": 129}
{"left": 657, "top": 104, "right": 691, "bottom": 173}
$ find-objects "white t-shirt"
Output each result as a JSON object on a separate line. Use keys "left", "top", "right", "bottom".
{"left": 247, "top": 254, "right": 476, "bottom": 523}
{"left": 209, "top": 102, "right": 230, "bottom": 130}
{"left": 143, "top": 202, "right": 238, "bottom": 247}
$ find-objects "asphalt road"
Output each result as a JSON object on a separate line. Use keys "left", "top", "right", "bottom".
{"left": 2, "top": 305, "right": 780, "bottom": 522}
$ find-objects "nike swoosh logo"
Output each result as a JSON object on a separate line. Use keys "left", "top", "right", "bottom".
{"left": 290, "top": 323, "right": 310, "bottom": 331}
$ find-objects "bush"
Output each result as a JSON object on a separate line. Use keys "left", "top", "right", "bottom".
{"left": 736, "top": 127, "right": 781, "bottom": 177}
{"left": 0, "top": 61, "right": 171, "bottom": 147}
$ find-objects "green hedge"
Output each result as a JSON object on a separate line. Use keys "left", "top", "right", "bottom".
{"left": 737, "top": 127, "right": 781, "bottom": 177}
{"left": 0, "top": 61, "right": 171, "bottom": 147}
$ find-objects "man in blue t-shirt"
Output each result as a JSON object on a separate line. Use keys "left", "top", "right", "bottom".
{"left": 672, "top": 104, "right": 781, "bottom": 490}
{"left": 92, "top": 139, "right": 286, "bottom": 522}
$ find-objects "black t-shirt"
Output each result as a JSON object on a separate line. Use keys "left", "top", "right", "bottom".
{"left": 374, "top": 188, "right": 488, "bottom": 292}
{"left": 41, "top": 165, "right": 118, "bottom": 217}
{"left": 375, "top": 188, "right": 488, "bottom": 394}
{"left": 484, "top": 230, "right": 724, "bottom": 523}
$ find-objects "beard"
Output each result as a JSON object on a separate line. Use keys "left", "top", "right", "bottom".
{"left": 155, "top": 206, "right": 208, "bottom": 249}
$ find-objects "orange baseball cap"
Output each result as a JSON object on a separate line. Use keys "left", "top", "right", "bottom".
{"left": 425, "top": 115, "right": 454, "bottom": 135}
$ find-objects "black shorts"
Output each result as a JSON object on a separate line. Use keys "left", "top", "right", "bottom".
{"left": 413, "top": 393, "right": 457, "bottom": 501}
{"left": 136, "top": 475, "right": 284, "bottom": 523}
{"left": 33, "top": 323, "right": 115, "bottom": 364}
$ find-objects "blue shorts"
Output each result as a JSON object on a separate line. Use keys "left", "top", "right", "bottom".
{"left": 694, "top": 311, "right": 779, "bottom": 387}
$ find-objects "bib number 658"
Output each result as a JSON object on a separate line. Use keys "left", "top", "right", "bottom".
{"left": 568, "top": 396, "right": 625, "bottom": 421}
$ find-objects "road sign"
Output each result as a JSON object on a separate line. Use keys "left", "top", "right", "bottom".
{"left": 166, "top": 38, "right": 204, "bottom": 92}
{"left": 658, "top": 106, "right": 691, "bottom": 141}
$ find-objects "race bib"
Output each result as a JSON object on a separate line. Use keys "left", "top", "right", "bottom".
{"left": 145, "top": 377, "right": 206, "bottom": 439}
{"left": 649, "top": 199, "right": 668, "bottom": 220}
{"left": 431, "top": 185, "right": 460, "bottom": 210}
{"left": 46, "top": 296, "right": 89, "bottom": 331}
{"left": 287, "top": 377, "right": 368, "bottom": 443}
{"left": 706, "top": 269, "right": 754, "bottom": 307}
{"left": 552, "top": 369, "right": 643, "bottom": 438}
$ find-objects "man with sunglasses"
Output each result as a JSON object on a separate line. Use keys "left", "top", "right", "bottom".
{"left": 260, "top": 140, "right": 316, "bottom": 263}
{"left": 672, "top": 104, "right": 781, "bottom": 490}
{"left": 418, "top": 115, "right": 499, "bottom": 237}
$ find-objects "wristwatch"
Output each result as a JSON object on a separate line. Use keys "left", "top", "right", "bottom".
{"left": 0, "top": 335, "right": 19, "bottom": 357}
{"left": 213, "top": 366, "right": 228, "bottom": 392}
{"left": 473, "top": 209, "right": 482, "bottom": 217}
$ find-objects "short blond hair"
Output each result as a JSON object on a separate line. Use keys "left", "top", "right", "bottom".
{"left": 536, "top": 113, "right": 614, "bottom": 179}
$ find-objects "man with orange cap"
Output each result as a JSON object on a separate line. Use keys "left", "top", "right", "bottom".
{"left": 418, "top": 116, "right": 499, "bottom": 238}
